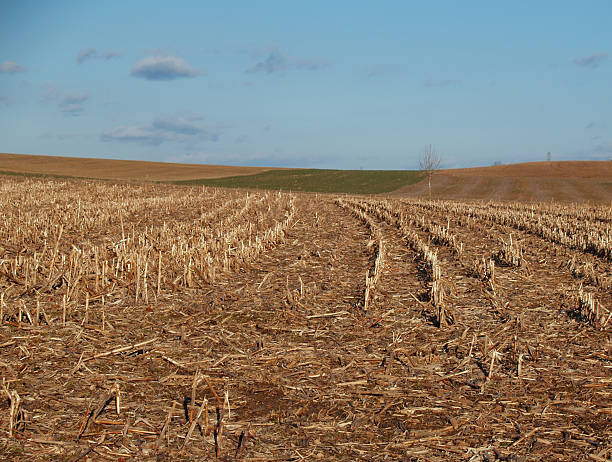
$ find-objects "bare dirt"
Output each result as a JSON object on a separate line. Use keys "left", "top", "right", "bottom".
{"left": 0, "top": 175, "right": 610, "bottom": 461}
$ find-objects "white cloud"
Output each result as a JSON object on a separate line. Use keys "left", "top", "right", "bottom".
{"left": 59, "top": 92, "right": 89, "bottom": 115}
{"left": 131, "top": 56, "right": 200, "bottom": 80}
{"left": 101, "top": 115, "right": 219, "bottom": 145}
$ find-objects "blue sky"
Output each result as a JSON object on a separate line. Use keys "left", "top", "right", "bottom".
{"left": 1, "top": 1, "right": 611, "bottom": 169}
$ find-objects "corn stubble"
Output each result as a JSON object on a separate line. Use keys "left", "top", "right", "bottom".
{"left": 0, "top": 176, "right": 610, "bottom": 461}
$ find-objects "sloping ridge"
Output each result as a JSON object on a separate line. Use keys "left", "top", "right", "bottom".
{"left": 1, "top": 154, "right": 610, "bottom": 202}
{"left": 395, "top": 161, "right": 612, "bottom": 203}
{"left": 0, "top": 152, "right": 276, "bottom": 181}
{"left": 444, "top": 161, "right": 612, "bottom": 179}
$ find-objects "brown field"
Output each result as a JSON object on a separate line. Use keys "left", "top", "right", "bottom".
{"left": 396, "top": 161, "right": 612, "bottom": 203}
{"left": 445, "top": 161, "right": 612, "bottom": 179}
{"left": 0, "top": 174, "right": 610, "bottom": 461}
{"left": 0, "top": 153, "right": 277, "bottom": 181}
{"left": 2, "top": 153, "right": 611, "bottom": 203}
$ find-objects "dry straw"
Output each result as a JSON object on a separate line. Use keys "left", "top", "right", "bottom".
{"left": 0, "top": 176, "right": 610, "bottom": 460}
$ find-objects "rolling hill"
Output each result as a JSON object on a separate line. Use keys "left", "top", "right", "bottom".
{"left": 0, "top": 153, "right": 274, "bottom": 181}
{"left": 1, "top": 153, "right": 610, "bottom": 202}
{"left": 395, "top": 161, "right": 612, "bottom": 203}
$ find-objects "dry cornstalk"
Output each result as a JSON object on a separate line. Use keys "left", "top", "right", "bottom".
{"left": 62, "top": 294, "right": 67, "bottom": 326}
{"left": 157, "top": 250, "right": 162, "bottom": 296}
{"left": 83, "top": 293, "right": 89, "bottom": 326}
{"left": 480, "top": 350, "right": 500, "bottom": 394}
{"left": 114, "top": 383, "right": 121, "bottom": 415}
{"left": 84, "top": 338, "right": 157, "bottom": 361}
{"left": 156, "top": 401, "right": 176, "bottom": 448}
{"left": 3, "top": 379, "right": 22, "bottom": 437}
{"left": 577, "top": 284, "right": 610, "bottom": 329}
{"left": 182, "top": 397, "right": 206, "bottom": 449}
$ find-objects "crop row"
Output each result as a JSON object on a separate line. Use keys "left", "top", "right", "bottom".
{"left": 0, "top": 177, "right": 294, "bottom": 326}
{"left": 403, "top": 199, "right": 612, "bottom": 260}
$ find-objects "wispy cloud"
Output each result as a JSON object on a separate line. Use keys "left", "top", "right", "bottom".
{"left": 39, "top": 83, "right": 61, "bottom": 103}
{"left": 101, "top": 125, "right": 160, "bottom": 143}
{"left": 246, "top": 50, "right": 288, "bottom": 74}
{"left": 59, "top": 93, "right": 89, "bottom": 116}
{"left": 131, "top": 56, "right": 200, "bottom": 80}
{"left": 76, "top": 48, "right": 96, "bottom": 64}
{"left": 152, "top": 116, "right": 205, "bottom": 135}
{"left": 0, "top": 95, "right": 10, "bottom": 106}
{"left": 573, "top": 52, "right": 608, "bottom": 69}
{"left": 59, "top": 103, "right": 85, "bottom": 115}
{"left": 38, "top": 132, "right": 87, "bottom": 140}
{"left": 39, "top": 84, "right": 89, "bottom": 115}
{"left": 591, "top": 143, "right": 612, "bottom": 159}
{"left": 294, "top": 57, "right": 328, "bottom": 71}
{"left": 100, "top": 50, "right": 121, "bottom": 60}
{"left": 246, "top": 48, "right": 328, "bottom": 74}
{"left": 62, "top": 93, "right": 89, "bottom": 105}
{"left": 0, "top": 61, "right": 25, "bottom": 73}
{"left": 101, "top": 115, "right": 219, "bottom": 145}
{"left": 585, "top": 122, "right": 596, "bottom": 129}
{"left": 168, "top": 150, "right": 322, "bottom": 167}
{"left": 76, "top": 47, "right": 122, "bottom": 64}
{"left": 570, "top": 143, "right": 612, "bottom": 161}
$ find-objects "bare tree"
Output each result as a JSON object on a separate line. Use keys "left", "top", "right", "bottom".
{"left": 419, "top": 144, "right": 441, "bottom": 198}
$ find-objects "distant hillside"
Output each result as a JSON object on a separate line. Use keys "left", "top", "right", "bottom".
{"left": 0, "top": 153, "right": 274, "bottom": 181}
{"left": 443, "top": 161, "right": 612, "bottom": 179}
{"left": 0, "top": 152, "right": 422, "bottom": 194}
{"left": 177, "top": 169, "right": 423, "bottom": 194}
{"left": 1, "top": 154, "right": 609, "bottom": 201}
{"left": 395, "top": 161, "right": 612, "bottom": 203}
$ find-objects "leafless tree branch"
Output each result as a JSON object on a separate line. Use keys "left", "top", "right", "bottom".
{"left": 419, "top": 144, "right": 441, "bottom": 198}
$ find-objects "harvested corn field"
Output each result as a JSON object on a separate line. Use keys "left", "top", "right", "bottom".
{"left": 0, "top": 176, "right": 611, "bottom": 461}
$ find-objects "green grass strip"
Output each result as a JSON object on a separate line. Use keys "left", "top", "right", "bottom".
{"left": 176, "top": 169, "right": 423, "bottom": 194}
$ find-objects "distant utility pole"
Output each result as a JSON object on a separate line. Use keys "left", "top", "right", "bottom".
{"left": 546, "top": 152, "right": 551, "bottom": 162}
